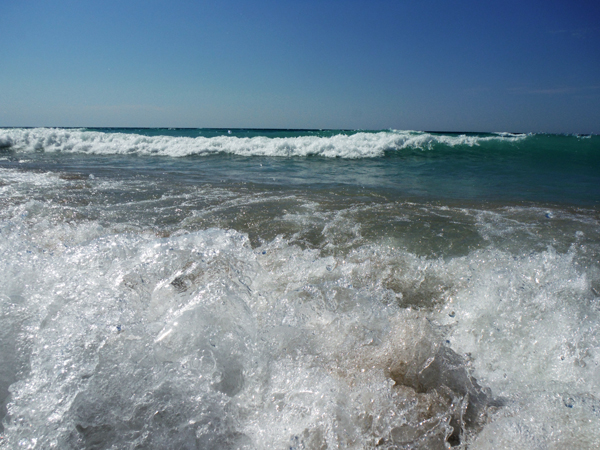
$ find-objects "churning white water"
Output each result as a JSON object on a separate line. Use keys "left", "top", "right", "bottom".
{"left": 1, "top": 129, "right": 599, "bottom": 449}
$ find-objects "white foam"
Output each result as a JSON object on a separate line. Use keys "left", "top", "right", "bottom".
{"left": 441, "top": 248, "right": 597, "bottom": 385}
{"left": 471, "top": 393, "right": 600, "bottom": 449}
{"left": 0, "top": 128, "right": 527, "bottom": 159}
{"left": 0, "top": 208, "right": 474, "bottom": 447}
{"left": 0, "top": 169, "right": 598, "bottom": 448}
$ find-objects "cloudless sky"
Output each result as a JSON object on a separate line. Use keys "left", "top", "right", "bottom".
{"left": 1, "top": 0, "right": 599, "bottom": 132}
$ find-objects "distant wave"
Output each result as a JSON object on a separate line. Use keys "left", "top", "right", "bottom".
{"left": 0, "top": 128, "right": 528, "bottom": 159}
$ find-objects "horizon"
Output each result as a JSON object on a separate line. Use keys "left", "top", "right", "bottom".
{"left": 2, "top": 126, "right": 597, "bottom": 136}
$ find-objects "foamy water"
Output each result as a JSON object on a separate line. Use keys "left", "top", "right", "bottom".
{"left": 0, "top": 128, "right": 527, "bottom": 158}
{"left": 1, "top": 129, "right": 599, "bottom": 449}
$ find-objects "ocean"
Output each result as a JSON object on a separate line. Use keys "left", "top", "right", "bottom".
{"left": 0, "top": 127, "right": 599, "bottom": 449}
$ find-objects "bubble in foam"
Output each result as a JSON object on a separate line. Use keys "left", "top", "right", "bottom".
{"left": 471, "top": 393, "right": 600, "bottom": 450}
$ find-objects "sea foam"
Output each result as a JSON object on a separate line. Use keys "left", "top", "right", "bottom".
{"left": 0, "top": 128, "right": 526, "bottom": 159}
{"left": 1, "top": 175, "right": 598, "bottom": 448}
{"left": 1, "top": 135, "right": 598, "bottom": 449}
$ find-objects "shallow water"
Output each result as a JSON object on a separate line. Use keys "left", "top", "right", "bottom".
{"left": 0, "top": 128, "right": 599, "bottom": 449}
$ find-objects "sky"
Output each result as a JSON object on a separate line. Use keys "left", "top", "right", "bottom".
{"left": 0, "top": 0, "right": 599, "bottom": 133}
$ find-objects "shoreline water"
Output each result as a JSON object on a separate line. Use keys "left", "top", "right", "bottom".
{"left": 1, "top": 128, "right": 599, "bottom": 449}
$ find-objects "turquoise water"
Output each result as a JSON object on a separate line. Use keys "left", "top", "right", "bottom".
{"left": 1, "top": 128, "right": 599, "bottom": 205}
{"left": 1, "top": 128, "right": 599, "bottom": 449}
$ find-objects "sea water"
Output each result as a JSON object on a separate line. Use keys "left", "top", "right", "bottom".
{"left": 0, "top": 128, "right": 599, "bottom": 449}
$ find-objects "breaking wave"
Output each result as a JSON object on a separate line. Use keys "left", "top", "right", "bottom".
{"left": 0, "top": 128, "right": 527, "bottom": 159}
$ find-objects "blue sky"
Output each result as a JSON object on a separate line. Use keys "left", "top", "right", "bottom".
{"left": 1, "top": 0, "right": 599, "bottom": 132}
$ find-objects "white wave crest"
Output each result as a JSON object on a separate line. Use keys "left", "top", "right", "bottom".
{"left": 0, "top": 128, "right": 527, "bottom": 158}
